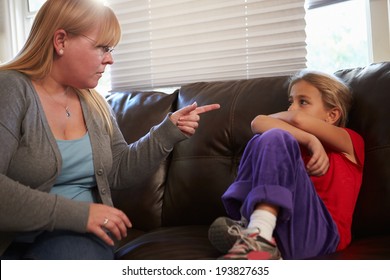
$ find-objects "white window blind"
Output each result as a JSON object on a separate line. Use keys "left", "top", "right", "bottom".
{"left": 306, "top": 0, "right": 348, "bottom": 9}
{"left": 108, "top": 0, "right": 306, "bottom": 91}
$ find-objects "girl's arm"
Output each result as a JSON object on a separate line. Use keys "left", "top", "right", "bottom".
{"left": 251, "top": 111, "right": 357, "bottom": 164}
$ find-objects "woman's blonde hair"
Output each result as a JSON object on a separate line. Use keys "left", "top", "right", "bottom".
{"left": 0, "top": 0, "right": 121, "bottom": 134}
{"left": 288, "top": 70, "right": 352, "bottom": 127}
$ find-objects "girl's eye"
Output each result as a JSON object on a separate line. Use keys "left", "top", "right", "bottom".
{"left": 299, "top": 99, "right": 308, "bottom": 105}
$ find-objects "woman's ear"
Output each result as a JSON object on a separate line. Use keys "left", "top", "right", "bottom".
{"left": 53, "top": 29, "right": 67, "bottom": 56}
{"left": 325, "top": 107, "right": 341, "bottom": 125}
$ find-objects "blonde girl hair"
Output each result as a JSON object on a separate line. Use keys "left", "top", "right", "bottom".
{"left": 288, "top": 70, "right": 353, "bottom": 127}
{"left": 0, "top": 0, "right": 121, "bottom": 134}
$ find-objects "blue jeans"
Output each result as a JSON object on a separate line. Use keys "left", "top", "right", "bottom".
{"left": 1, "top": 230, "right": 114, "bottom": 260}
{"left": 222, "top": 129, "right": 339, "bottom": 259}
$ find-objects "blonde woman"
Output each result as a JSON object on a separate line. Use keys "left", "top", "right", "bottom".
{"left": 0, "top": 0, "right": 219, "bottom": 259}
{"left": 209, "top": 71, "right": 364, "bottom": 260}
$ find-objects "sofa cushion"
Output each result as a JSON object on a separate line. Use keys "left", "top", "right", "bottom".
{"left": 311, "top": 235, "right": 390, "bottom": 260}
{"left": 115, "top": 226, "right": 220, "bottom": 260}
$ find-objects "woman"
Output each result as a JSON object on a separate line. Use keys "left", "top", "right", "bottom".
{"left": 209, "top": 71, "right": 364, "bottom": 260}
{"left": 0, "top": 0, "right": 219, "bottom": 259}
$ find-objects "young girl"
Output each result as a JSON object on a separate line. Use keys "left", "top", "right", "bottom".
{"left": 209, "top": 70, "right": 365, "bottom": 260}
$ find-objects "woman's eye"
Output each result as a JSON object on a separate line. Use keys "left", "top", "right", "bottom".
{"left": 102, "top": 46, "right": 114, "bottom": 53}
{"left": 97, "top": 46, "right": 115, "bottom": 54}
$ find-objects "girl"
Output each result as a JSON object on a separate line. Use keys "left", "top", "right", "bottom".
{"left": 209, "top": 70, "right": 364, "bottom": 260}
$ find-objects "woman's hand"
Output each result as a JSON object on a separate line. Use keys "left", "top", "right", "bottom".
{"left": 170, "top": 102, "right": 220, "bottom": 136}
{"left": 87, "top": 203, "right": 132, "bottom": 246}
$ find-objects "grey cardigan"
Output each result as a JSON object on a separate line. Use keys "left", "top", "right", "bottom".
{"left": 0, "top": 70, "right": 187, "bottom": 254}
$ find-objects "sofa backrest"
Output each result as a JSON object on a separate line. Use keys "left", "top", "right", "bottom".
{"left": 108, "top": 91, "right": 178, "bottom": 230}
{"left": 335, "top": 62, "right": 390, "bottom": 238}
{"left": 108, "top": 62, "right": 390, "bottom": 239}
{"left": 162, "top": 77, "right": 290, "bottom": 226}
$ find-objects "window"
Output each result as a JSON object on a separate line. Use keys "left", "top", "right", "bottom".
{"left": 27, "top": 0, "right": 45, "bottom": 13}
{"left": 2, "top": 0, "right": 382, "bottom": 92}
{"left": 109, "top": 0, "right": 307, "bottom": 91}
{"left": 305, "top": 0, "right": 370, "bottom": 73}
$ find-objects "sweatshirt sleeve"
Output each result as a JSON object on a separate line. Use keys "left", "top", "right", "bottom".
{"left": 109, "top": 112, "right": 188, "bottom": 189}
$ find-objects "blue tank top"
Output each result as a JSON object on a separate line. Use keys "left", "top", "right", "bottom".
{"left": 50, "top": 132, "right": 96, "bottom": 202}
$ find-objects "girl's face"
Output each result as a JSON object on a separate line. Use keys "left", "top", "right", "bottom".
{"left": 288, "top": 80, "right": 330, "bottom": 121}
{"left": 60, "top": 28, "right": 114, "bottom": 89}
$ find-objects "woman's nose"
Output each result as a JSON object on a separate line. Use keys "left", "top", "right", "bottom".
{"left": 103, "top": 52, "right": 114, "bottom": 65}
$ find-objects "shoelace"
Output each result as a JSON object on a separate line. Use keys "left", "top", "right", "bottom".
{"left": 227, "top": 225, "right": 262, "bottom": 251}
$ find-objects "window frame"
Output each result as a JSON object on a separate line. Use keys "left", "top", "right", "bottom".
{"left": 2, "top": 0, "right": 29, "bottom": 61}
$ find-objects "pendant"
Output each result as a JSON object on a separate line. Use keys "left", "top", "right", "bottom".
{"left": 65, "top": 107, "right": 71, "bottom": 118}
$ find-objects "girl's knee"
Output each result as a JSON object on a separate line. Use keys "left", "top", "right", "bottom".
{"left": 255, "top": 128, "right": 295, "bottom": 145}
{"left": 248, "top": 129, "right": 300, "bottom": 157}
{"left": 263, "top": 128, "right": 293, "bottom": 138}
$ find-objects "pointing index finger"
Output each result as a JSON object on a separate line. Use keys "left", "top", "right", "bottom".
{"left": 193, "top": 104, "right": 220, "bottom": 114}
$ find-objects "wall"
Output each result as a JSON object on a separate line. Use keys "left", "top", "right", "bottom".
{"left": 368, "top": 0, "right": 390, "bottom": 62}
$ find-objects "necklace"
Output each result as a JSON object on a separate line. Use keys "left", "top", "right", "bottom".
{"left": 41, "top": 84, "right": 71, "bottom": 118}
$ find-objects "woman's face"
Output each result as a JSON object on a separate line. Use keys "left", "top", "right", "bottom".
{"left": 59, "top": 28, "right": 114, "bottom": 89}
{"left": 288, "top": 80, "right": 330, "bottom": 121}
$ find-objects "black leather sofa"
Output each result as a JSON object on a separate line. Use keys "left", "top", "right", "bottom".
{"left": 107, "top": 62, "right": 390, "bottom": 259}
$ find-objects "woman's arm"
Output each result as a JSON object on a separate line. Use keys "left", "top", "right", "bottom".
{"left": 110, "top": 102, "right": 220, "bottom": 189}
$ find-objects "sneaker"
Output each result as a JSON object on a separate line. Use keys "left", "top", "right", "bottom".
{"left": 220, "top": 225, "right": 281, "bottom": 260}
{"left": 208, "top": 217, "right": 246, "bottom": 253}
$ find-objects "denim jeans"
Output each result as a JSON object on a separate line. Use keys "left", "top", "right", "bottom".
{"left": 1, "top": 230, "right": 114, "bottom": 260}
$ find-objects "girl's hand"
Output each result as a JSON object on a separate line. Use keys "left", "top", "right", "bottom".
{"left": 306, "top": 135, "right": 329, "bottom": 176}
{"left": 87, "top": 203, "right": 132, "bottom": 246}
{"left": 170, "top": 102, "right": 220, "bottom": 136}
